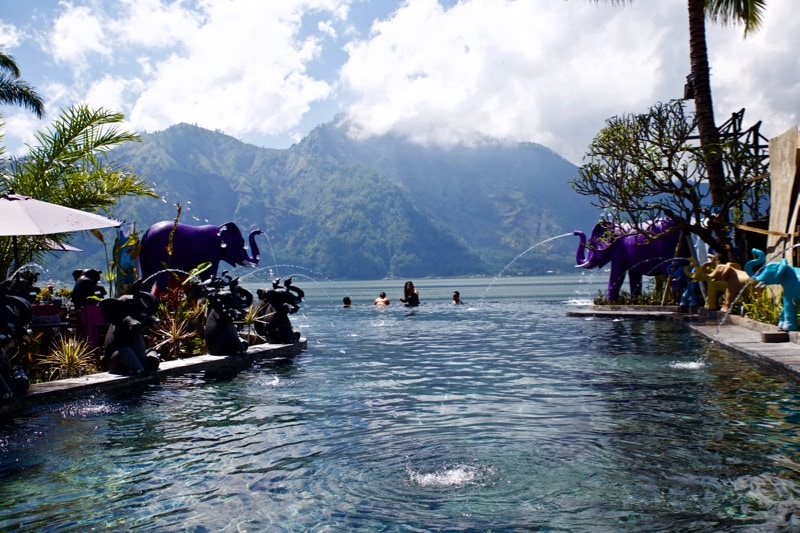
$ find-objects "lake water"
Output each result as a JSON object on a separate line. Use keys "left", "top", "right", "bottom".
{"left": 3, "top": 273, "right": 800, "bottom": 531}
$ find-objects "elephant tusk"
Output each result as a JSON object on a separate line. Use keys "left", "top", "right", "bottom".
{"left": 575, "top": 261, "right": 592, "bottom": 269}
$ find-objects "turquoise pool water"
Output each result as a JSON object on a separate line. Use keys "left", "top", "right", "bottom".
{"left": 2, "top": 275, "right": 800, "bottom": 531}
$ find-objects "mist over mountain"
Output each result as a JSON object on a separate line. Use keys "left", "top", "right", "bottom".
{"left": 50, "top": 121, "right": 601, "bottom": 283}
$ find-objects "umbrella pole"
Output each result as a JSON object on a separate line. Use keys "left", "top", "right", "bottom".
{"left": 12, "top": 235, "right": 19, "bottom": 273}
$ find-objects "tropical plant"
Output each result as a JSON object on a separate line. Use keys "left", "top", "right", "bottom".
{"left": 0, "top": 104, "right": 158, "bottom": 275}
{"left": 13, "top": 330, "right": 45, "bottom": 382}
{"left": 0, "top": 51, "right": 44, "bottom": 118}
{"left": 151, "top": 296, "right": 206, "bottom": 360}
{"left": 239, "top": 303, "right": 266, "bottom": 345}
{"left": 738, "top": 285, "right": 782, "bottom": 324}
{"left": 40, "top": 334, "right": 98, "bottom": 380}
{"left": 592, "top": 278, "right": 680, "bottom": 306}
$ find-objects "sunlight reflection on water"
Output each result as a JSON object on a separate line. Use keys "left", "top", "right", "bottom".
{"left": 2, "top": 275, "right": 800, "bottom": 531}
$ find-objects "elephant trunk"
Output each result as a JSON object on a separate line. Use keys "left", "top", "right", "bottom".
{"left": 744, "top": 248, "right": 766, "bottom": 277}
{"left": 573, "top": 231, "right": 590, "bottom": 268}
{"left": 247, "top": 230, "right": 262, "bottom": 265}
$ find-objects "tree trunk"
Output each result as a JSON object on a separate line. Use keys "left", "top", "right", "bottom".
{"left": 688, "top": 0, "right": 733, "bottom": 262}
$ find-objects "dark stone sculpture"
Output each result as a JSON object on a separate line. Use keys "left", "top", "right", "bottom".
{"left": 7, "top": 270, "right": 40, "bottom": 303}
{"left": 254, "top": 277, "right": 304, "bottom": 344}
{"left": 200, "top": 271, "right": 253, "bottom": 355}
{"left": 0, "top": 283, "right": 32, "bottom": 398}
{"left": 71, "top": 268, "right": 107, "bottom": 309}
{"left": 99, "top": 280, "right": 160, "bottom": 375}
{"left": 139, "top": 221, "right": 261, "bottom": 293}
{"left": 573, "top": 218, "right": 689, "bottom": 301}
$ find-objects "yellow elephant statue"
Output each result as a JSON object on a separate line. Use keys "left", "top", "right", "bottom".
{"left": 688, "top": 258, "right": 728, "bottom": 311}
{"left": 705, "top": 259, "right": 752, "bottom": 312}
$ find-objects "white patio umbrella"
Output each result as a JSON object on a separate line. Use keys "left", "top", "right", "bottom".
{"left": 0, "top": 193, "right": 120, "bottom": 267}
{"left": 44, "top": 239, "right": 83, "bottom": 252}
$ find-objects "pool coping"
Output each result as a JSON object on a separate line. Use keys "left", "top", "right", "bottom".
{"left": 567, "top": 306, "right": 800, "bottom": 382}
{"left": 1, "top": 339, "right": 307, "bottom": 415}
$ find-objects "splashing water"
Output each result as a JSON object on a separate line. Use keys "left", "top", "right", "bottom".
{"left": 5, "top": 262, "right": 47, "bottom": 280}
{"left": 140, "top": 268, "right": 192, "bottom": 288}
{"left": 670, "top": 360, "right": 706, "bottom": 370}
{"left": 480, "top": 233, "right": 573, "bottom": 300}
{"left": 407, "top": 464, "right": 494, "bottom": 488}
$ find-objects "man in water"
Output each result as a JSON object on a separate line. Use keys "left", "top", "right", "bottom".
{"left": 374, "top": 292, "right": 390, "bottom": 306}
{"left": 342, "top": 296, "right": 352, "bottom": 308}
{"left": 452, "top": 291, "right": 464, "bottom": 305}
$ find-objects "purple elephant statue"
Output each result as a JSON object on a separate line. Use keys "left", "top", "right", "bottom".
{"left": 139, "top": 221, "right": 262, "bottom": 293}
{"left": 573, "top": 218, "right": 689, "bottom": 301}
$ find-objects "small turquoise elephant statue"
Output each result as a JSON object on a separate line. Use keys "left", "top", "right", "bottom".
{"left": 745, "top": 248, "right": 800, "bottom": 331}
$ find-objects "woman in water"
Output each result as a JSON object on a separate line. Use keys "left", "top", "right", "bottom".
{"left": 399, "top": 281, "right": 420, "bottom": 307}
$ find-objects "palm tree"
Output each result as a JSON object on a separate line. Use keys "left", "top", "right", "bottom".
{"left": 690, "top": 0, "right": 765, "bottom": 261}
{"left": 592, "top": 1, "right": 766, "bottom": 262}
{"left": 0, "top": 104, "right": 158, "bottom": 275}
{"left": 0, "top": 51, "right": 44, "bottom": 118}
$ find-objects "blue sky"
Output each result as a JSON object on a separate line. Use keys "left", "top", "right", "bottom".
{"left": 0, "top": 0, "right": 798, "bottom": 164}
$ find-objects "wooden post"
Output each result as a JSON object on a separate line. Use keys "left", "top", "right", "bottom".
{"left": 766, "top": 127, "right": 800, "bottom": 263}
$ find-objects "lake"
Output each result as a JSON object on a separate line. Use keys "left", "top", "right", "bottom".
{"left": 2, "top": 273, "right": 800, "bottom": 531}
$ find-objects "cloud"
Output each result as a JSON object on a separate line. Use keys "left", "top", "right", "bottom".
{"left": 340, "top": 0, "right": 686, "bottom": 161}
{"left": 25, "top": 1, "right": 350, "bottom": 140}
{"left": 706, "top": 1, "right": 800, "bottom": 140}
{"left": 2, "top": 0, "right": 799, "bottom": 164}
{"left": 127, "top": 1, "right": 344, "bottom": 136}
{"left": 0, "top": 21, "right": 23, "bottom": 49}
{"left": 48, "top": 3, "right": 109, "bottom": 73}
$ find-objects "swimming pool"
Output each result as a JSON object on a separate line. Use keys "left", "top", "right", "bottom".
{"left": 2, "top": 275, "right": 799, "bottom": 530}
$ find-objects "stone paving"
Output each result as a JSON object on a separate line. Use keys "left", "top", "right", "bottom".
{"left": 568, "top": 306, "right": 800, "bottom": 382}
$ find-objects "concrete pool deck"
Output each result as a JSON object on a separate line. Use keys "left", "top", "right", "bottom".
{"left": 0, "top": 339, "right": 306, "bottom": 415}
{"left": 567, "top": 306, "right": 800, "bottom": 381}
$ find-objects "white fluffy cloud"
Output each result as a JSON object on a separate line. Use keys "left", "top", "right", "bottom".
{"left": 0, "top": 0, "right": 798, "bottom": 163}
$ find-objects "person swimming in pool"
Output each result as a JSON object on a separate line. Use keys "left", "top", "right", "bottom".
{"left": 399, "top": 281, "right": 420, "bottom": 307}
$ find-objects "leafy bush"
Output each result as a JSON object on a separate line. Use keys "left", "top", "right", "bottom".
{"left": 739, "top": 288, "right": 783, "bottom": 325}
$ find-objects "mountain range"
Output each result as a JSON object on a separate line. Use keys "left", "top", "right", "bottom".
{"left": 48, "top": 120, "right": 602, "bottom": 283}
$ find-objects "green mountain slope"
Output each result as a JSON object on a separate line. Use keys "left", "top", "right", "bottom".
{"left": 47, "top": 122, "right": 601, "bottom": 283}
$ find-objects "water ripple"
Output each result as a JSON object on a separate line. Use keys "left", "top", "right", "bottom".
{"left": 3, "top": 287, "right": 800, "bottom": 530}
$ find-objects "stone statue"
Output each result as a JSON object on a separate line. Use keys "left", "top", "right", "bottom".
{"left": 254, "top": 277, "right": 304, "bottom": 344}
{"left": 200, "top": 271, "right": 253, "bottom": 355}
